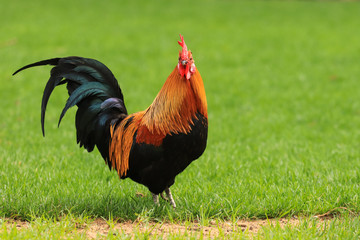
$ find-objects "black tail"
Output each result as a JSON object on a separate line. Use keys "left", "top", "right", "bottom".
{"left": 13, "top": 57, "right": 128, "bottom": 168}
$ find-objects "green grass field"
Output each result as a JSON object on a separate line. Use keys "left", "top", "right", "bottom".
{"left": 1, "top": 0, "right": 360, "bottom": 238}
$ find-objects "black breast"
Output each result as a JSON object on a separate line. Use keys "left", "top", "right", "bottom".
{"left": 127, "top": 112, "right": 208, "bottom": 194}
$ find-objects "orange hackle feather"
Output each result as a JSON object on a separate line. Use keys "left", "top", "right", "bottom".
{"left": 109, "top": 36, "right": 207, "bottom": 178}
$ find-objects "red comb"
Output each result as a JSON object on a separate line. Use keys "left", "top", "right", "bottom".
{"left": 178, "top": 34, "right": 188, "bottom": 59}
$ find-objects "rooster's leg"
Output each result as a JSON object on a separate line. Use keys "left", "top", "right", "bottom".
{"left": 165, "top": 187, "right": 176, "bottom": 209}
{"left": 160, "top": 192, "right": 168, "bottom": 201}
{"left": 151, "top": 193, "right": 159, "bottom": 206}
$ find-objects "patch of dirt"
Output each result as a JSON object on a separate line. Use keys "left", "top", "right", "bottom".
{"left": 84, "top": 218, "right": 298, "bottom": 238}
{"left": 8, "top": 220, "right": 30, "bottom": 231}
{"left": 2, "top": 217, "right": 330, "bottom": 239}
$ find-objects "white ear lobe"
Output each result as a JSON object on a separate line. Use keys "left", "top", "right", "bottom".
{"left": 190, "top": 63, "right": 196, "bottom": 74}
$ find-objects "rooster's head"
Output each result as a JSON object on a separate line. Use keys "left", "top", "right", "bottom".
{"left": 177, "top": 34, "right": 196, "bottom": 80}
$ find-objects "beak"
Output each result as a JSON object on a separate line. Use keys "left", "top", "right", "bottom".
{"left": 177, "top": 59, "right": 192, "bottom": 80}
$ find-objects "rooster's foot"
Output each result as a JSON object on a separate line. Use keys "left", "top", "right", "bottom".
{"left": 165, "top": 187, "right": 176, "bottom": 209}
{"left": 151, "top": 192, "right": 159, "bottom": 206}
{"left": 152, "top": 189, "right": 176, "bottom": 208}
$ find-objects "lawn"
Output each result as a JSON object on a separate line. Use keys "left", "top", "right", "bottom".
{"left": 1, "top": 0, "right": 360, "bottom": 238}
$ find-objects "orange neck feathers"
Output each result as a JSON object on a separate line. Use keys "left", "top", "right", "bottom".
{"left": 142, "top": 66, "right": 207, "bottom": 136}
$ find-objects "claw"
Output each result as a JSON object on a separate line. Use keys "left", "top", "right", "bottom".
{"left": 151, "top": 189, "right": 176, "bottom": 208}
{"left": 165, "top": 188, "right": 176, "bottom": 209}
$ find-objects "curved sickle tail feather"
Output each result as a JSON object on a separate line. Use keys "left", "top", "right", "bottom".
{"left": 13, "top": 57, "right": 128, "bottom": 169}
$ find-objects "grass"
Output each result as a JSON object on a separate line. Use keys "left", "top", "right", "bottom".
{"left": 1, "top": 0, "right": 360, "bottom": 238}
{"left": 260, "top": 215, "right": 360, "bottom": 239}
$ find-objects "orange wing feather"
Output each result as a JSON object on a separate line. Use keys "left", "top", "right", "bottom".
{"left": 109, "top": 113, "right": 143, "bottom": 177}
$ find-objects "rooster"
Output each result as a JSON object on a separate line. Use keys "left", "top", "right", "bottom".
{"left": 13, "top": 35, "right": 208, "bottom": 208}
